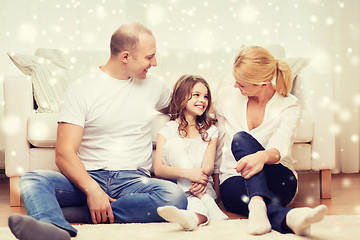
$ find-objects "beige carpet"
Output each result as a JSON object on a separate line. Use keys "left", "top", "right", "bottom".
{"left": 0, "top": 215, "right": 359, "bottom": 240}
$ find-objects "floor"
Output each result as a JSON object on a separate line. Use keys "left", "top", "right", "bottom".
{"left": 0, "top": 171, "right": 360, "bottom": 227}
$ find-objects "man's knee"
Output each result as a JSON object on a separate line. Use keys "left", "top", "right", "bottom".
{"left": 20, "top": 170, "right": 58, "bottom": 193}
{"left": 158, "top": 180, "right": 187, "bottom": 209}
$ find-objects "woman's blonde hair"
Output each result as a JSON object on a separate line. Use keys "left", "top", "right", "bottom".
{"left": 233, "top": 46, "right": 293, "bottom": 97}
{"left": 169, "top": 74, "right": 217, "bottom": 142}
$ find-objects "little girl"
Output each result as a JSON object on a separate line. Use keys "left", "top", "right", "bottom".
{"left": 154, "top": 74, "right": 228, "bottom": 231}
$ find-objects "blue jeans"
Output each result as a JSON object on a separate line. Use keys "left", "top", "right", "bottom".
{"left": 220, "top": 131, "right": 297, "bottom": 233}
{"left": 20, "top": 169, "right": 187, "bottom": 237}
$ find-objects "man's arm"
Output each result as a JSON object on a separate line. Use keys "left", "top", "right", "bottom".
{"left": 55, "top": 123, "right": 115, "bottom": 224}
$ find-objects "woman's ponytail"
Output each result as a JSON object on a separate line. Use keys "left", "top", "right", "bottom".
{"left": 275, "top": 59, "right": 293, "bottom": 97}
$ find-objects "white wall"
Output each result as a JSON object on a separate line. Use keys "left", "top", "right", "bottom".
{"left": 0, "top": 0, "right": 359, "bottom": 172}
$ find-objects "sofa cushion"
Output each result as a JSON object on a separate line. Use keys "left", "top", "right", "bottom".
{"left": 292, "top": 143, "right": 312, "bottom": 170}
{"left": 294, "top": 111, "right": 313, "bottom": 143}
{"left": 29, "top": 148, "right": 58, "bottom": 171}
{"left": 28, "top": 113, "right": 59, "bottom": 147}
{"left": 7, "top": 49, "right": 73, "bottom": 113}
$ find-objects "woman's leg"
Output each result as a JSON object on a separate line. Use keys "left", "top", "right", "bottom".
{"left": 231, "top": 131, "right": 272, "bottom": 234}
{"left": 227, "top": 131, "right": 297, "bottom": 234}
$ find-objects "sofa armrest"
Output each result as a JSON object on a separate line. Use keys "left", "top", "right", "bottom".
{"left": 294, "top": 71, "right": 336, "bottom": 170}
{"left": 3, "top": 75, "right": 33, "bottom": 177}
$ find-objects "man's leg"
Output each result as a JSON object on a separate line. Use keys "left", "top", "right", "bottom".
{"left": 9, "top": 170, "right": 86, "bottom": 238}
{"left": 107, "top": 170, "right": 187, "bottom": 223}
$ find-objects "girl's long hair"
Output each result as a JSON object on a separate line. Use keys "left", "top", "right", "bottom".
{"left": 169, "top": 74, "right": 217, "bottom": 142}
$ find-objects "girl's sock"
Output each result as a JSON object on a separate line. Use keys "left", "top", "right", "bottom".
{"left": 200, "top": 194, "right": 228, "bottom": 221}
{"left": 286, "top": 204, "right": 328, "bottom": 236}
{"left": 157, "top": 206, "right": 198, "bottom": 231}
{"left": 247, "top": 198, "right": 272, "bottom": 235}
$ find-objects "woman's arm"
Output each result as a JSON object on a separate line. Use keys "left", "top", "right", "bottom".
{"left": 153, "top": 134, "right": 208, "bottom": 184}
{"left": 235, "top": 101, "right": 302, "bottom": 179}
{"left": 235, "top": 148, "right": 280, "bottom": 179}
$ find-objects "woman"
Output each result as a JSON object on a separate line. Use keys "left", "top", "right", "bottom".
{"left": 214, "top": 46, "right": 327, "bottom": 236}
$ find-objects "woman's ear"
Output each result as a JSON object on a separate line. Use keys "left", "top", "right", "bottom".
{"left": 261, "top": 80, "right": 272, "bottom": 87}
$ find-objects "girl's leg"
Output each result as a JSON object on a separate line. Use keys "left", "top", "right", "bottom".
{"left": 157, "top": 196, "right": 207, "bottom": 231}
{"left": 201, "top": 193, "right": 228, "bottom": 221}
{"left": 163, "top": 138, "right": 193, "bottom": 192}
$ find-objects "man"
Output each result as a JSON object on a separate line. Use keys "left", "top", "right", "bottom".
{"left": 8, "top": 23, "right": 187, "bottom": 240}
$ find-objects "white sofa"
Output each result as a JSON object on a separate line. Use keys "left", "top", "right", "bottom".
{"left": 4, "top": 46, "right": 335, "bottom": 206}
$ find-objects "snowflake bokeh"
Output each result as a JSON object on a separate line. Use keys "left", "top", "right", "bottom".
{"left": 0, "top": 0, "right": 359, "bottom": 207}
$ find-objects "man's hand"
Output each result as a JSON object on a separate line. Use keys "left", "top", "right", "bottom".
{"left": 184, "top": 168, "right": 208, "bottom": 185}
{"left": 86, "top": 186, "right": 116, "bottom": 224}
{"left": 235, "top": 151, "right": 266, "bottom": 179}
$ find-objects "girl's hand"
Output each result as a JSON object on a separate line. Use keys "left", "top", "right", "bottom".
{"left": 235, "top": 151, "right": 267, "bottom": 179}
{"left": 190, "top": 182, "right": 207, "bottom": 198}
{"left": 184, "top": 168, "right": 209, "bottom": 185}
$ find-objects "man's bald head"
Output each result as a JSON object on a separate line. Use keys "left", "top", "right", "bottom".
{"left": 110, "top": 23, "right": 153, "bottom": 57}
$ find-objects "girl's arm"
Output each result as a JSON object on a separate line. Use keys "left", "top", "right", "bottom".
{"left": 201, "top": 138, "right": 218, "bottom": 176}
{"left": 190, "top": 138, "right": 218, "bottom": 197}
{"left": 153, "top": 134, "right": 208, "bottom": 184}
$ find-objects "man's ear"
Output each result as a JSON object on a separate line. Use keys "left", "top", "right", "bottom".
{"left": 120, "top": 51, "right": 131, "bottom": 63}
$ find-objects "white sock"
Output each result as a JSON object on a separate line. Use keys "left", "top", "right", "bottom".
{"left": 247, "top": 198, "right": 272, "bottom": 235}
{"left": 286, "top": 204, "right": 328, "bottom": 236}
{"left": 157, "top": 206, "right": 198, "bottom": 231}
{"left": 201, "top": 194, "right": 228, "bottom": 221}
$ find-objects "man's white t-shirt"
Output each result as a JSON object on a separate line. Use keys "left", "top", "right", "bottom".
{"left": 58, "top": 68, "right": 171, "bottom": 175}
{"left": 215, "top": 85, "right": 301, "bottom": 184}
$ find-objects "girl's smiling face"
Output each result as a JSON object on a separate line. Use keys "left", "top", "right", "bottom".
{"left": 184, "top": 82, "right": 209, "bottom": 117}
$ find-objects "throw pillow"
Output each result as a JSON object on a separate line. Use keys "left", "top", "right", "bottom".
{"left": 286, "top": 57, "right": 312, "bottom": 80}
{"left": 7, "top": 49, "right": 73, "bottom": 113}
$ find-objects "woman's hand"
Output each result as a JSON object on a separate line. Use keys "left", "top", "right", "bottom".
{"left": 190, "top": 182, "right": 207, "bottom": 198}
{"left": 235, "top": 151, "right": 267, "bottom": 179}
{"left": 184, "top": 168, "right": 209, "bottom": 185}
